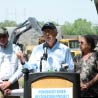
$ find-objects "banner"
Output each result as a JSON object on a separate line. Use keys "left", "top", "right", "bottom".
{"left": 32, "top": 88, "right": 73, "bottom": 98}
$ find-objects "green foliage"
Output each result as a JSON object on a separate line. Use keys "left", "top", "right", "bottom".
{"left": 61, "top": 18, "right": 97, "bottom": 35}
{"left": 93, "top": 25, "right": 98, "bottom": 34}
{"left": 0, "top": 18, "right": 98, "bottom": 36}
{"left": 61, "top": 21, "right": 73, "bottom": 35}
{"left": 0, "top": 20, "right": 17, "bottom": 27}
{"left": 72, "top": 19, "right": 93, "bottom": 35}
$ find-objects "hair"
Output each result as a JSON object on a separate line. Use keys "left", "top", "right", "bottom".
{"left": 81, "top": 35, "right": 96, "bottom": 51}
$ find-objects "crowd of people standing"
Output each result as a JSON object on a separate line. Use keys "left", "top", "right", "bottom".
{"left": 0, "top": 22, "right": 98, "bottom": 98}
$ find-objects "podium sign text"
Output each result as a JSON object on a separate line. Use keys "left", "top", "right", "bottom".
{"left": 31, "top": 77, "right": 73, "bottom": 98}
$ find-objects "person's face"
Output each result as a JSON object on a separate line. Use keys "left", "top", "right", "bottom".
{"left": 43, "top": 29, "right": 57, "bottom": 47}
{"left": 0, "top": 34, "right": 9, "bottom": 46}
{"left": 79, "top": 37, "right": 90, "bottom": 52}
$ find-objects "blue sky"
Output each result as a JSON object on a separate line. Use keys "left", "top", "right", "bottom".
{"left": 0, "top": 0, "right": 97, "bottom": 25}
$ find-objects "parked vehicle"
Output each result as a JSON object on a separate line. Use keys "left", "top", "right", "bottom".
{"left": 59, "top": 38, "right": 81, "bottom": 57}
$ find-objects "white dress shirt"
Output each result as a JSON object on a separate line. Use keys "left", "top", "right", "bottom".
{"left": 0, "top": 42, "right": 23, "bottom": 83}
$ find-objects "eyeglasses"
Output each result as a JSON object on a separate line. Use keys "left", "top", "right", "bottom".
{"left": 79, "top": 41, "right": 84, "bottom": 44}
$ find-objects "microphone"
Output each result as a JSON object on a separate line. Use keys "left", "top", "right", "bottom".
{"left": 60, "top": 63, "right": 68, "bottom": 72}
{"left": 43, "top": 42, "right": 49, "bottom": 60}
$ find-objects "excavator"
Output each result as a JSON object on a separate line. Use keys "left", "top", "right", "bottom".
{"left": 10, "top": 17, "right": 42, "bottom": 44}
{"left": 9, "top": 17, "right": 42, "bottom": 60}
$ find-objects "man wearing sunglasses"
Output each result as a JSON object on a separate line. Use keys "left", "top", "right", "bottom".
{"left": 0, "top": 27, "right": 23, "bottom": 98}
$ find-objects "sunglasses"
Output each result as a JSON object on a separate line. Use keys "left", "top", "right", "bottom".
{"left": 79, "top": 41, "right": 84, "bottom": 44}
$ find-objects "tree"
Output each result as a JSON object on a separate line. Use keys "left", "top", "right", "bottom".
{"left": 61, "top": 21, "right": 73, "bottom": 35}
{"left": 61, "top": 18, "right": 96, "bottom": 36}
{"left": 93, "top": 25, "right": 98, "bottom": 34}
{"left": 0, "top": 20, "right": 17, "bottom": 27}
{"left": 72, "top": 19, "right": 95, "bottom": 35}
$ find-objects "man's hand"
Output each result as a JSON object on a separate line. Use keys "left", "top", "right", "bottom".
{"left": 16, "top": 51, "right": 25, "bottom": 64}
{"left": 4, "top": 89, "right": 11, "bottom": 95}
{"left": 0, "top": 81, "right": 11, "bottom": 90}
{"left": 80, "top": 82, "right": 90, "bottom": 91}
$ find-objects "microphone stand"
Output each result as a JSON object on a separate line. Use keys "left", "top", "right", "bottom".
{"left": 40, "top": 42, "right": 48, "bottom": 72}
{"left": 40, "top": 53, "right": 48, "bottom": 72}
{"left": 40, "top": 57, "right": 43, "bottom": 72}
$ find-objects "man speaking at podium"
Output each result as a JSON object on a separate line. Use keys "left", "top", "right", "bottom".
{"left": 19, "top": 22, "right": 74, "bottom": 72}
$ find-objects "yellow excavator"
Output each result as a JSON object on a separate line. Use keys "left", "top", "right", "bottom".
{"left": 59, "top": 38, "right": 81, "bottom": 57}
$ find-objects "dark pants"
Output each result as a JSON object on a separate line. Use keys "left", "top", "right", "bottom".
{"left": 81, "top": 89, "right": 98, "bottom": 98}
{"left": 0, "top": 81, "right": 20, "bottom": 98}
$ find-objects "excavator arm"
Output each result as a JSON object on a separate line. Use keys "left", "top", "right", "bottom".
{"left": 10, "top": 17, "right": 42, "bottom": 44}
{"left": 93, "top": 0, "right": 98, "bottom": 13}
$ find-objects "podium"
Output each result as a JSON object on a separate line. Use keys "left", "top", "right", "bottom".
{"left": 24, "top": 72, "right": 80, "bottom": 98}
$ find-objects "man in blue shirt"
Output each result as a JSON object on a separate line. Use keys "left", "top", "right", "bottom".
{"left": 20, "top": 22, "right": 74, "bottom": 72}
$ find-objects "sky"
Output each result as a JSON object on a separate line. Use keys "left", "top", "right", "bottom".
{"left": 0, "top": 0, "right": 98, "bottom": 25}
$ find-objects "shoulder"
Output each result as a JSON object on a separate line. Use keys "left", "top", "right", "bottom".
{"left": 58, "top": 42, "right": 69, "bottom": 50}
{"left": 32, "top": 44, "right": 43, "bottom": 51}
{"left": 12, "top": 43, "right": 21, "bottom": 52}
{"left": 92, "top": 51, "right": 98, "bottom": 59}
{"left": 13, "top": 44, "right": 20, "bottom": 49}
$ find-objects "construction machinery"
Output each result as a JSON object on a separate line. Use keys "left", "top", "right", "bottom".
{"left": 9, "top": 17, "right": 42, "bottom": 59}
{"left": 59, "top": 38, "right": 81, "bottom": 57}
{"left": 10, "top": 17, "right": 42, "bottom": 44}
